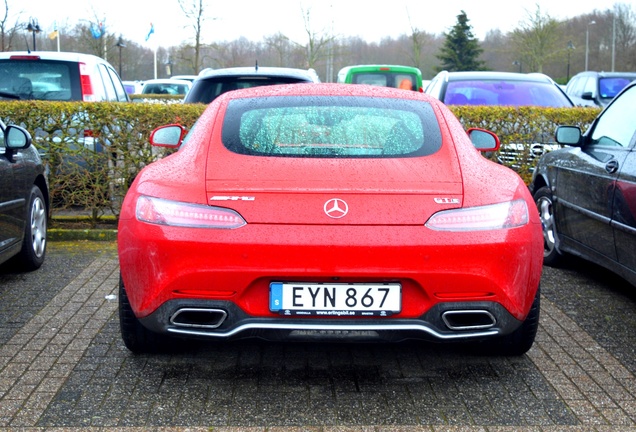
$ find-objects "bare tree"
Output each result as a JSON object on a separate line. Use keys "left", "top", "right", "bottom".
{"left": 264, "top": 32, "right": 294, "bottom": 67}
{"left": 610, "top": 3, "right": 636, "bottom": 70}
{"left": 0, "top": 0, "right": 22, "bottom": 51}
{"left": 298, "top": 5, "right": 333, "bottom": 71}
{"left": 510, "top": 4, "right": 561, "bottom": 73}
{"left": 178, "top": 0, "right": 211, "bottom": 74}
{"left": 405, "top": 9, "right": 425, "bottom": 70}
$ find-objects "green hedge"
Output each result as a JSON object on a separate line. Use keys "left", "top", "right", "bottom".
{"left": 449, "top": 105, "right": 600, "bottom": 183}
{"left": 0, "top": 100, "right": 600, "bottom": 224}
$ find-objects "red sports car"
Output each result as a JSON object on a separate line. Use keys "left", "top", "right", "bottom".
{"left": 118, "top": 83, "right": 543, "bottom": 355}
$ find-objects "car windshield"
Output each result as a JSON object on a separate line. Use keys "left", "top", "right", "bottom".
{"left": 221, "top": 96, "right": 441, "bottom": 158}
{"left": 444, "top": 79, "right": 572, "bottom": 107}
{"left": 0, "top": 59, "right": 76, "bottom": 100}
{"left": 142, "top": 83, "right": 189, "bottom": 95}
{"left": 188, "top": 76, "right": 311, "bottom": 103}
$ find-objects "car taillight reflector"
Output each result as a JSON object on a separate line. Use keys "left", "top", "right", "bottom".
{"left": 136, "top": 195, "right": 246, "bottom": 229}
{"left": 79, "top": 62, "right": 95, "bottom": 101}
{"left": 425, "top": 199, "right": 529, "bottom": 231}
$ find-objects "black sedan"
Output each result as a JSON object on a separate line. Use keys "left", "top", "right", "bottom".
{"left": 0, "top": 120, "right": 48, "bottom": 270}
{"left": 530, "top": 80, "right": 636, "bottom": 286}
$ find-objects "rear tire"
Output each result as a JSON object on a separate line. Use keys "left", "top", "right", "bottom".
{"left": 533, "top": 186, "right": 564, "bottom": 267}
{"left": 15, "top": 186, "right": 47, "bottom": 271}
{"left": 119, "top": 274, "right": 164, "bottom": 354}
{"left": 474, "top": 286, "right": 541, "bottom": 356}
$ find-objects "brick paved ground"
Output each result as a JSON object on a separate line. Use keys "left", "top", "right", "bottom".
{"left": 0, "top": 243, "right": 635, "bottom": 431}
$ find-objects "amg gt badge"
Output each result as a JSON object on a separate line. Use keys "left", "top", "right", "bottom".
{"left": 210, "top": 196, "right": 255, "bottom": 201}
{"left": 434, "top": 198, "right": 460, "bottom": 204}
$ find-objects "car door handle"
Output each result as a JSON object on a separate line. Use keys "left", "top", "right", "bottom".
{"left": 605, "top": 160, "right": 619, "bottom": 174}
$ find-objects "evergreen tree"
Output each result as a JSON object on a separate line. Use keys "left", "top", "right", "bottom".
{"left": 436, "top": 11, "right": 486, "bottom": 72}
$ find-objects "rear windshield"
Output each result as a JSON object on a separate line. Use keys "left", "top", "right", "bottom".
{"left": 0, "top": 59, "right": 80, "bottom": 101}
{"left": 186, "top": 76, "right": 312, "bottom": 104}
{"left": 444, "top": 79, "right": 572, "bottom": 107}
{"left": 221, "top": 96, "right": 441, "bottom": 158}
{"left": 142, "top": 82, "right": 190, "bottom": 95}
{"left": 598, "top": 77, "right": 635, "bottom": 99}
{"left": 352, "top": 73, "right": 419, "bottom": 91}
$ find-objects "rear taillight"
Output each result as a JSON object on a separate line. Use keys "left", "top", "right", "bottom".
{"left": 136, "top": 195, "right": 247, "bottom": 229}
{"left": 426, "top": 199, "right": 529, "bottom": 231}
{"left": 79, "top": 62, "right": 95, "bottom": 101}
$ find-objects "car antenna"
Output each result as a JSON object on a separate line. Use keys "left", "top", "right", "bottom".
{"left": 255, "top": 61, "right": 258, "bottom": 72}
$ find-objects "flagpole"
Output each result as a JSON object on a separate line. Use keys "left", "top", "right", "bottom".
{"left": 145, "top": 23, "right": 156, "bottom": 78}
{"left": 57, "top": 32, "right": 60, "bottom": 51}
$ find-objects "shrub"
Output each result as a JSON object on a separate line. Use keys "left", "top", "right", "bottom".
{"left": 0, "top": 100, "right": 601, "bottom": 221}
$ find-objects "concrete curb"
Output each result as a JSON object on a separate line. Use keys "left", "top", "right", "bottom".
{"left": 47, "top": 228, "right": 118, "bottom": 241}
{"left": 48, "top": 215, "right": 118, "bottom": 241}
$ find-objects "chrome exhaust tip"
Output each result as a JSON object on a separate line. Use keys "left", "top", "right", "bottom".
{"left": 170, "top": 308, "right": 227, "bottom": 329}
{"left": 442, "top": 310, "right": 496, "bottom": 331}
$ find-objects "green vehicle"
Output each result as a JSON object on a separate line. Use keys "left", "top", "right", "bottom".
{"left": 337, "top": 65, "right": 424, "bottom": 92}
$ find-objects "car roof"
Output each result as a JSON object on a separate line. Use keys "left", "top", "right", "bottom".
{"left": 171, "top": 75, "right": 198, "bottom": 80}
{"left": 214, "top": 82, "right": 435, "bottom": 102}
{"left": 338, "top": 64, "right": 422, "bottom": 74}
{"left": 571, "top": 71, "right": 636, "bottom": 78}
{"left": 197, "top": 66, "right": 320, "bottom": 82}
{"left": 440, "top": 71, "right": 556, "bottom": 83}
{"left": 0, "top": 50, "right": 112, "bottom": 65}
{"left": 143, "top": 79, "right": 191, "bottom": 85}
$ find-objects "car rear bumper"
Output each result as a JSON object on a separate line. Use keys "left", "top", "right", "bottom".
{"left": 138, "top": 298, "right": 524, "bottom": 343}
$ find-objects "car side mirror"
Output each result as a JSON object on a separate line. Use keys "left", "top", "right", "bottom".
{"left": 5, "top": 125, "right": 32, "bottom": 150}
{"left": 467, "top": 128, "right": 500, "bottom": 152}
{"left": 555, "top": 125, "right": 582, "bottom": 146}
{"left": 149, "top": 124, "right": 187, "bottom": 148}
{"left": 581, "top": 91, "right": 595, "bottom": 101}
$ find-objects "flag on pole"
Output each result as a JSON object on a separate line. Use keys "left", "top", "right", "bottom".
{"left": 48, "top": 30, "right": 59, "bottom": 40}
{"left": 145, "top": 23, "right": 154, "bottom": 42}
{"left": 90, "top": 22, "right": 103, "bottom": 39}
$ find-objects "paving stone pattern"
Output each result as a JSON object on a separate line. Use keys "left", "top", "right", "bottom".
{"left": 0, "top": 246, "right": 635, "bottom": 431}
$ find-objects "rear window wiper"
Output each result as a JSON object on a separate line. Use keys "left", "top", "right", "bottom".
{"left": 0, "top": 91, "right": 20, "bottom": 100}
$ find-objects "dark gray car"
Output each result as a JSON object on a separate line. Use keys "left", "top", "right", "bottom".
{"left": 530, "top": 81, "right": 636, "bottom": 286}
{"left": 0, "top": 120, "right": 48, "bottom": 270}
{"left": 184, "top": 65, "right": 320, "bottom": 104}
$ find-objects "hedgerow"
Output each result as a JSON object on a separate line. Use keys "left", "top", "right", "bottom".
{"left": 0, "top": 100, "right": 600, "bottom": 223}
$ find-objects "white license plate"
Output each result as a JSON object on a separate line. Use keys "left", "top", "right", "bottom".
{"left": 269, "top": 282, "right": 401, "bottom": 316}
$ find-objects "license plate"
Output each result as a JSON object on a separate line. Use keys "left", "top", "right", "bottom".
{"left": 269, "top": 282, "right": 401, "bottom": 316}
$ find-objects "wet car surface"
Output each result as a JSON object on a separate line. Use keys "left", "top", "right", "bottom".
{"left": 0, "top": 242, "right": 635, "bottom": 429}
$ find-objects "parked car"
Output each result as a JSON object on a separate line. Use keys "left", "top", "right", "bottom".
{"left": 337, "top": 65, "right": 424, "bottom": 92}
{"left": 425, "top": 71, "right": 573, "bottom": 107}
{"left": 184, "top": 65, "right": 320, "bottom": 104}
{"left": 141, "top": 78, "right": 192, "bottom": 96}
{"left": 425, "top": 71, "right": 575, "bottom": 166}
{"left": 118, "top": 83, "right": 543, "bottom": 355}
{"left": 564, "top": 71, "right": 636, "bottom": 107}
{"left": 0, "top": 51, "right": 129, "bottom": 156}
{"left": 0, "top": 120, "right": 48, "bottom": 270}
{"left": 0, "top": 51, "right": 129, "bottom": 102}
{"left": 530, "top": 80, "right": 636, "bottom": 286}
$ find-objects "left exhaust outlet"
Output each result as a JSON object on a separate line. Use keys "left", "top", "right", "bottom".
{"left": 170, "top": 308, "right": 227, "bottom": 329}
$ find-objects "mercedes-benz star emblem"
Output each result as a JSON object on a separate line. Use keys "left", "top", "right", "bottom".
{"left": 324, "top": 198, "right": 349, "bottom": 219}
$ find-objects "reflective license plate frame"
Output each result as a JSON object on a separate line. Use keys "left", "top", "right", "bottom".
{"left": 269, "top": 282, "right": 401, "bottom": 317}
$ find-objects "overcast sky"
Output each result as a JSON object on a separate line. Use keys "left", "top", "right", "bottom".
{"left": 14, "top": 0, "right": 620, "bottom": 49}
